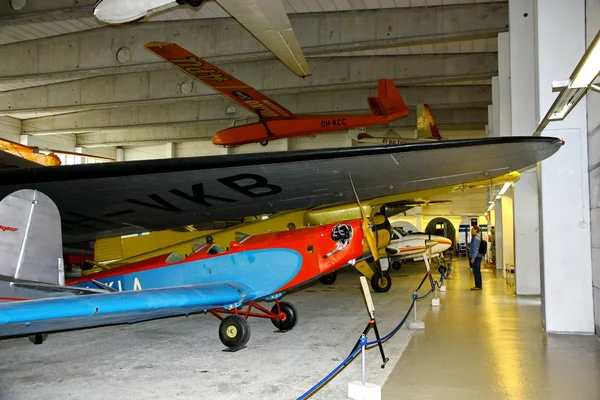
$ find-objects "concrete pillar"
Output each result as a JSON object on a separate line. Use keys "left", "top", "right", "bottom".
{"left": 494, "top": 198, "right": 504, "bottom": 271}
{"left": 535, "top": 0, "right": 594, "bottom": 333}
{"left": 498, "top": 32, "right": 512, "bottom": 137}
{"left": 587, "top": 0, "right": 600, "bottom": 337}
{"left": 19, "top": 134, "right": 31, "bottom": 145}
{"left": 487, "top": 105, "right": 494, "bottom": 136}
{"left": 501, "top": 192, "right": 515, "bottom": 270}
{"left": 509, "top": 0, "right": 541, "bottom": 295}
{"left": 115, "top": 148, "right": 125, "bottom": 162}
{"left": 165, "top": 142, "right": 175, "bottom": 158}
{"left": 491, "top": 77, "right": 500, "bottom": 138}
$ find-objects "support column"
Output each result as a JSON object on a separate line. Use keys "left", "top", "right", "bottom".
{"left": 494, "top": 198, "right": 504, "bottom": 271}
{"left": 510, "top": 0, "right": 541, "bottom": 295}
{"left": 535, "top": 0, "right": 594, "bottom": 333}
{"left": 487, "top": 105, "right": 494, "bottom": 137}
{"left": 498, "top": 32, "right": 512, "bottom": 137}
{"left": 115, "top": 148, "right": 125, "bottom": 162}
{"left": 165, "top": 142, "right": 175, "bottom": 158}
{"left": 491, "top": 77, "right": 500, "bottom": 138}
{"left": 587, "top": 0, "right": 600, "bottom": 337}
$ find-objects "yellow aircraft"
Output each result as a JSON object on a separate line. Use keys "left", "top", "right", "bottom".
{"left": 90, "top": 172, "right": 520, "bottom": 292}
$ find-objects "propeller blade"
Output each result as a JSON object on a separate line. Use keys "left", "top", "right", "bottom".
{"left": 348, "top": 174, "right": 380, "bottom": 263}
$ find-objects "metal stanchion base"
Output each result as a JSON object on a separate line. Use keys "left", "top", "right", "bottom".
{"left": 432, "top": 297, "right": 440, "bottom": 307}
{"left": 440, "top": 285, "right": 447, "bottom": 292}
{"left": 407, "top": 321, "right": 425, "bottom": 330}
{"left": 348, "top": 381, "right": 381, "bottom": 400}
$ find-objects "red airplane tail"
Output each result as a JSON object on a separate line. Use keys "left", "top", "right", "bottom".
{"left": 367, "top": 79, "right": 409, "bottom": 121}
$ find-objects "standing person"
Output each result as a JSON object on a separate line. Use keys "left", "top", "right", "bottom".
{"left": 470, "top": 225, "right": 483, "bottom": 290}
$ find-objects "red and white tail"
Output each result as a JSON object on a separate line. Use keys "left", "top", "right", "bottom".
{"left": 416, "top": 104, "right": 442, "bottom": 140}
{"left": 367, "top": 79, "right": 409, "bottom": 120}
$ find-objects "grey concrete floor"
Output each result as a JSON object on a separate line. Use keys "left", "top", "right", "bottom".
{"left": 382, "top": 259, "right": 600, "bottom": 399}
{"left": 0, "top": 262, "right": 435, "bottom": 400}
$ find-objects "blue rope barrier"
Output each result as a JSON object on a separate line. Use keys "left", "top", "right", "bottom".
{"left": 298, "top": 270, "right": 448, "bottom": 399}
{"left": 296, "top": 345, "right": 363, "bottom": 400}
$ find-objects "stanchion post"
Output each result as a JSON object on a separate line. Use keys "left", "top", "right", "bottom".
{"left": 407, "top": 293, "right": 425, "bottom": 330}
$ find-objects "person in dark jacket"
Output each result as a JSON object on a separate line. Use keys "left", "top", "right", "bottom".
{"left": 470, "top": 225, "right": 483, "bottom": 290}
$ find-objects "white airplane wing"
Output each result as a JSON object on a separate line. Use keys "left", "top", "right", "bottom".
{"left": 94, "top": 0, "right": 311, "bottom": 77}
{"left": 216, "top": 0, "right": 311, "bottom": 77}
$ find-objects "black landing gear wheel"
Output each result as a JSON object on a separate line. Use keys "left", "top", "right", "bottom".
{"left": 391, "top": 260, "right": 402, "bottom": 271}
{"left": 319, "top": 271, "right": 337, "bottom": 285}
{"left": 260, "top": 140, "right": 269, "bottom": 146}
{"left": 270, "top": 301, "right": 298, "bottom": 331}
{"left": 28, "top": 333, "right": 48, "bottom": 345}
{"left": 218, "top": 315, "right": 251, "bottom": 350}
{"left": 371, "top": 271, "right": 392, "bottom": 293}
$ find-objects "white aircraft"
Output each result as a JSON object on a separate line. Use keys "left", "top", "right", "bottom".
{"left": 93, "top": 0, "right": 311, "bottom": 77}
{"left": 384, "top": 227, "right": 452, "bottom": 271}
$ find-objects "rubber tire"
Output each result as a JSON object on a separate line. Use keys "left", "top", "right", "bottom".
{"left": 319, "top": 271, "right": 337, "bottom": 285}
{"left": 28, "top": 333, "right": 48, "bottom": 345}
{"left": 371, "top": 271, "right": 392, "bottom": 293}
{"left": 218, "top": 315, "right": 251, "bottom": 350}
{"left": 391, "top": 261, "right": 402, "bottom": 271}
{"left": 260, "top": 140, "right": 269, "bottom": 146}
{"left": 270, "top": 301, "right": 298, "bottom": 331}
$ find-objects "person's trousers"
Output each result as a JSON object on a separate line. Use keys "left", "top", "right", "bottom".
{"left": 472, "top": 256, "right": 482, "bottom": 288}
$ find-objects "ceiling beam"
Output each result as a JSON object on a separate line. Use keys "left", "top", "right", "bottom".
{"left": 0, "top": 3, "right": 507, "bottom": 91}
{"left": 1, "top": 54, "right": 497, "bottom": 118}
{"left": 74, "top": 107, "right": 488, "bottom": 148}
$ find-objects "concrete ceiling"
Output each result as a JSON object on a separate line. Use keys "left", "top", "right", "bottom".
{"left": 0, "top": 0, "right": 507, "bottom": 156}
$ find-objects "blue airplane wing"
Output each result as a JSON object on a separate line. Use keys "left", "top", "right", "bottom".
{"left": 0, "top": 282, "right": 256, "bottom": 337}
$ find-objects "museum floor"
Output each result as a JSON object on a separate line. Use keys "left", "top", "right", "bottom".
{"left": 382, "top": 260, "right": 600, "bottom": 399}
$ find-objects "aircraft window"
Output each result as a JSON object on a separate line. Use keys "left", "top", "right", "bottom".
{"left": 165, "top": 252, "right": 185, "bottom": 264}
{"left": 190, "top": 243, "right": 208, "bottom": 255}
{"left": 207, "top": 244, "right": 225, "bottom": 255}
{"left": 391, "top": 231, "right": 400, "bottom": 240}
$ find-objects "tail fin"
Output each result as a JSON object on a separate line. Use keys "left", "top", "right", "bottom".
{"left": 367, "top": 79, "right": 409, "bottom": 120}
{"left": 416, "top": 104, "right": 441, "bottom": 140}
{"left": 0, "top": 189, "right": 64, "bottom": 285}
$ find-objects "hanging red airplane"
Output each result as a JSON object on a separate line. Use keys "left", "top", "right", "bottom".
{"left": 0, "top": 189, "right": 369, "bottom": 350}
{"left": 144, "top": 42, "right": 410, "bottom": 147}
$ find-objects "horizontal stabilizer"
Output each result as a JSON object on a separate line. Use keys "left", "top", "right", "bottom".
{"left": 367, "top": 79, "right": 409, "bottom": 120}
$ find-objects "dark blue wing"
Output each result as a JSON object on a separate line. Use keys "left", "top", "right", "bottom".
{"left": 0, "top": 282, "right": 256, "bottom": 337}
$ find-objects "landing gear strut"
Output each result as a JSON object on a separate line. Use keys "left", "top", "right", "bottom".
{"left": 211, "top": 299, "right": 298, "bottom": 350}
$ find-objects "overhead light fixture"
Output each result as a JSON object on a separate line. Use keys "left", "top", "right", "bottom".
{"left": 534, "top": 29, "right": 600, "bottom": 135}
{"left": 487, "top": 202, "right": 495, "bottom": 212}
{"left": 498, "top": 182, "right": 511, "bottom": 196}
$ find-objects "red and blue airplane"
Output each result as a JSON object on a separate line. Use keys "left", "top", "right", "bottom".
{"left": 0, "top": 190, "right": 366, "bottom": 350}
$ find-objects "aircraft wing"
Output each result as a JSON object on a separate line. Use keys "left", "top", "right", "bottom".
{"left": 216, "top": 0, "right": 311, "bottom": 77}
{"left": 0, "top": 150, "right": 43, "bottom": 169}
{"left": 145, "top": 42, "right": 295, "bottom": 120}
{"left": 0, "top": 137, "right": 562, "bottom": 244}
{"left": 0, "top": 282, "right": 256, "bottom": 337}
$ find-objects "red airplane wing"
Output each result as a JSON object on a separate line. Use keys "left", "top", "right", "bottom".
{"left": 144, "top": 42, "right": 295, "bottom": 121}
